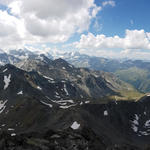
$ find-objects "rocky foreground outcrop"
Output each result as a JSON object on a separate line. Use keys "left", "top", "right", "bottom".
{"left": 1, "top": 96, "right": 150, "bottom": 150}
{"left": 0, "top": 128, "right": 143, "bottom": 150}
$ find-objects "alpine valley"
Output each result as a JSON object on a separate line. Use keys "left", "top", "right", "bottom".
{"left": 0, "top": 49, "right": 150, "bottom": 150}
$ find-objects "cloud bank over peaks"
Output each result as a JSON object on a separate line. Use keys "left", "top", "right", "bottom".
{"left": 75, "top": 29, "right": 150, "bottom": 50}
{"left": 72, "top": 29, "right": 150, "bottom": 59}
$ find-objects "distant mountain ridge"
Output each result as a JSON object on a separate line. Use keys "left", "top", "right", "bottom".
{"left": 46, "top": 51, "right": 150, "bottom": 93}
{"left": 16, "top": 56, "right": 140, "bottom": 100}
{"left": 0, "top": 48, "right": 150, "bottom": 93}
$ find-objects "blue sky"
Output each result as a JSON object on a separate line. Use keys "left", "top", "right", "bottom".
{"left": 96, "top": 0, "right": 150, "bottom": 36}
{"left": 0, "top": 0, "right": 150, "bottom": 59}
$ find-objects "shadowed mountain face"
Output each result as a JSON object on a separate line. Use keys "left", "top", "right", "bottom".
{"left": 0, "top": 84, "right": 150, "bottom": 149}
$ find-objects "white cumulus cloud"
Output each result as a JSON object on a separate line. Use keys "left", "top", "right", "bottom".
{"left": 0, "top": 0, "right": 102, "bottom": 49}
{"left": 73, "top": 29, "right": 150, "bottom": 59}
{"left": 75, "top": 29, "right": 150, "bottom": 50}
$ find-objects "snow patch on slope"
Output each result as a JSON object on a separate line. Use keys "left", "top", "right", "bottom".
{"left": 11, "top": 133, "right": 16, "bottom": 136}
{"left": 41, "top": 101, "right": 53, "bottom": 108}
{"left": 64, "top": 84, "right": 69, "bottom": 95}
{"left": 138, "top": 119, "right": 150, "bottom": 136}
{"left": 17, "top": 91, "right": 23, "bottom": 95}
{"left": 104, "top": 110, "right": 108, "bottom": 116}
{"left": 4, "top": 74, "right": 11, "bottom": 90}
{"left": 3, "top": 68, "right": 7, "bottom": 73}
{"left": 57, "top": 100, "right": 74, "bottom": 104}
{"left": 59, "top": 104, "right": 77, "bottom": 109}
{"left": 131, "top": 114, "right": 139, "bottom": 133}
{"left": 145, "top": 120, "right": 150, "bottom": 127}
{"left": 37, "top": 86, "right": 42, "bottom": 90}
{"left": 71, "top": 121, "right": 80, "bottom": 130}
{"left": 8, "top": 128, "right": 15, "bottom": 131}
{"left": 0, "top": 100, "right": 7, "bottom": 114}
{"left": 43, "top": 76, "right": 54, "bottom": 81}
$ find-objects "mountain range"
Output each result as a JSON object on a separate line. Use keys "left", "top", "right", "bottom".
{"left": 49, "top": 51, "right": 150, "bottom": 93}
{"left": 0, "top": 49, "right": 150, "bottom": 149}
{"left": 1, "top": 49, "right": 150, "bottom": 93}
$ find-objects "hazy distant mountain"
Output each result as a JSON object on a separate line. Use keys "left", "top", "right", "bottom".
{"left": 0, "top": 49, "right": 53, "bottom": 66}
{"left": 52, "top": 51, "right": 150, "bottom": 72}
{"left": 49, "top": 51, "right": 150, "bottom": 93}
{"left": 0, "top": 50, "right": 20, "bottom": 66}
{"left": 8, "top": 49, "right": 36, "bottom": 59}
{"left": 1, "top": 49, "right": 150, "bottom": 93}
